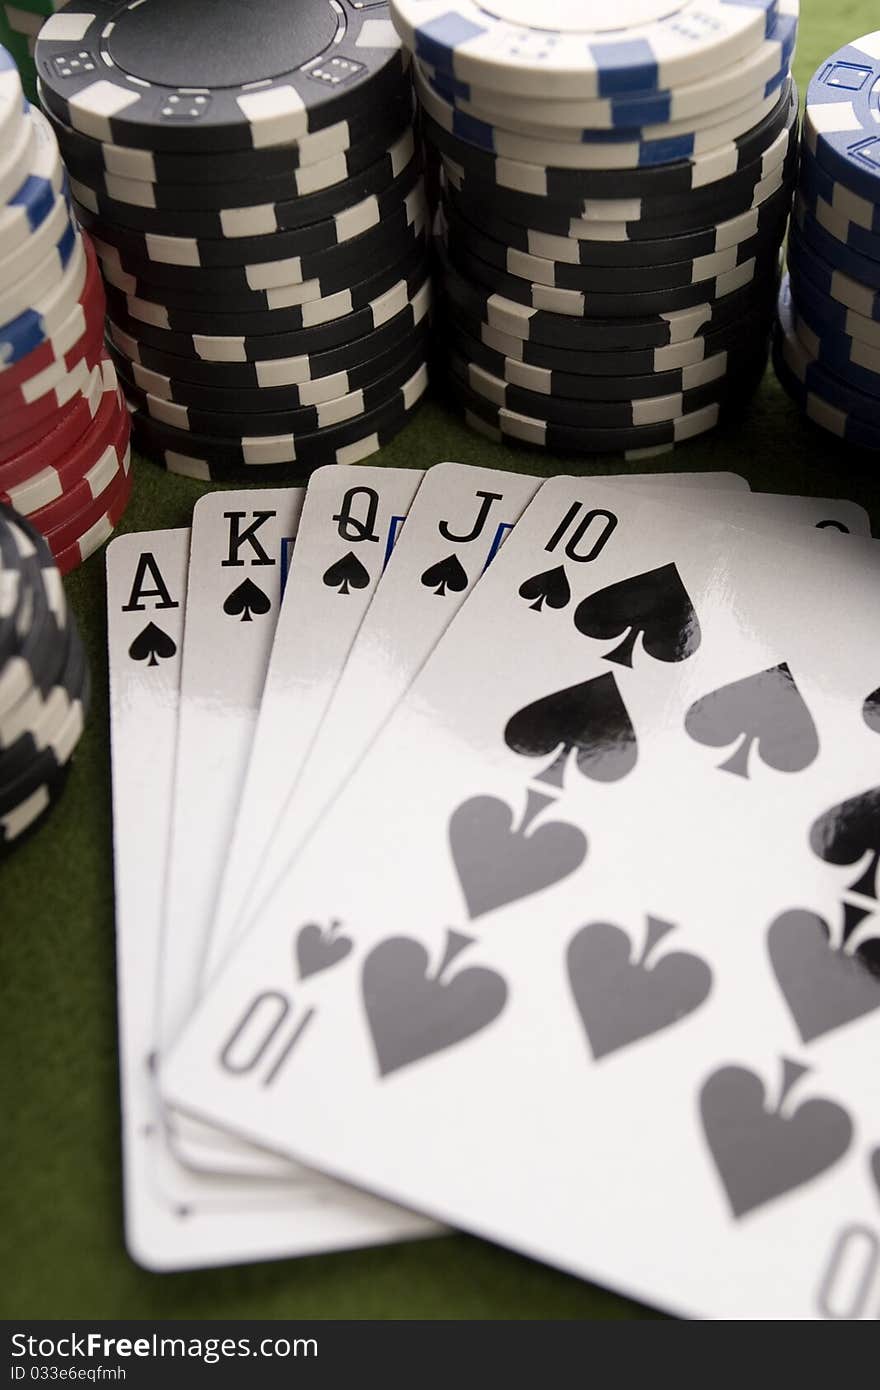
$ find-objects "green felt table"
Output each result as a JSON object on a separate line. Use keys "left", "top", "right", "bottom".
{"left": 3, "top": 0, "right": 880, "bottom": 1320}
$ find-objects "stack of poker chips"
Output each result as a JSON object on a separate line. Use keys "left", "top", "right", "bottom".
{"left": 35, "top": 0, "right": 431, "bottom": 484}
{"left": 0, "top": 504, "right": 89, "bottom": 851}
{"left": 773, "top": 33, "right": 880, "bottom": 452}
{"left": 0, "top": 0, "right": 64, "bottom": 102}
{"left": 391, "top": 0, "right": 798, "bottom": 458}
{"left": 1, "top": 51, "right": 132, "bottom": 573}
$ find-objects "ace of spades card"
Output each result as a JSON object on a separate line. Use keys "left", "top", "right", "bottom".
{"left": 164, "top": 476, "right": 880, "bottom": 1318}
{"left": 106, "top": 529, "right": 437, "bottom": 1269}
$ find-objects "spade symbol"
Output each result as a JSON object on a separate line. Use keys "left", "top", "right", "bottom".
{"left": 573, "top": 562, "right": 700, "bottom": 668}
{"left": 767, "top": 908, "right": 880, "bottom": 1043}
{"left": 504, "top": 673, "right": 637, "bottom": 789}
{"left": 699, "top": 1058, "right": 853, "bottom": 1219}
{"left": 567, "top": 917, "right": 711, "bottom": 1059}
{"left": 222, "top": 578, "right": 271, "bottom": 622}
{"left": 420, "top": 552, "right": 469, "bottom": 597}
{"left": 863, "top": 687, "right": 880, "bottom": 735}
{"left": 448, "top": 787, "right": 587, "bottom": 919}
{"left": 362, "top": 929, "right": 508, "bottom": 1076}
{"left": 128, "top": 621, "right": 176, "bottom": 666}
{"left": 295, "top": 920, "right": 353, "bottom": 979}
{"left": 322, "top": 550, "right": 370, "bottom": 595}
{"left": 518, "top": 564, "right": 571, "bottom": 613}
{"left": 684, "top": 663, "right": 819, "bottom": 779}
{"left": 810, "top": 787, "right": 880, "bottom": 902}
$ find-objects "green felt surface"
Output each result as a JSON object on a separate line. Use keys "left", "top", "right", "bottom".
{"left": 3, "top": 0, "right": 880, "bottom": 1320}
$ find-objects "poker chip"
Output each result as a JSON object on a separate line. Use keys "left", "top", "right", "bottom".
{"left": 74, "top": 174, "right": 427, "bottom": 277}
{"left": 65, "top": 127, "right": 419, "bottom": 231}
{"left": 0, "top": 359, "right": 109, "bottom": 476}
{"left": 447, "top": 364, "right": 764, "bottom": 455}
{"left": 443, "top": 198, "right": 786, "bottom": 296}
{"left": 44, "top": 88, "right": 416, "bottom": 202}
{"left": 422, "top": 79, "right": 795, "bottom": 199}
{"left": 0, "top": 504, "right": 90, "bottom": 851}
{"left": 803, "top": 33, "right": 880, "bottom": 205}
{"left": 0, "top": 105, "right": 37, "bottom": 204}
{"left": 387, "top": 0, "right": 780, "bottom": 99}
{"left": 442, "top": 222, "right": 779, "bottom": 322}
{"left": 438, "top": 241, "right": 779, "bottom": 352}
{"left": 117, "top": 337, "right": 428, "bottom": 439}
{"left": 414, "top": 0, "right": 798, "bottom": 131}
{"left": 440, "top": 95, "right": 798, "bottom": 228}
{"left": 797, "top": 146, "right": 880, "bottom": 261}
{"left": 40, "top": 85, "right": 414, "bottom": 185}
{"left": 444, "top": 301, "right": 772, "bottom": 378}
{"left": 401, "top": 1, "right": 797, "bottom": 455}
{"left": 33, "top": 7, "right": 427, "bottom": 474}
{"left": 36, "top": 0, "right": 409, "bottom": 152}
{"left": 129, "top": 360, "right": 428, "bottom": 470}
{"left": 0, "top": 108, "right": 67, "bottom": 260}
{"left": 775, "top": 38, "right": 880, "bottom": 448}
{"left": 774, "top": 284, "right": 880, "bottom": 451}
{"left": 443, "top": 177, "right": 792, "bottom": 269}
{"left": 0, "top": 41, "right": 25, "bottom": 147}
{"left": 103, "top": 251, "right": 431, "bottom": 362}
{"left": 450, "top": 347, "right": 765, "bottom": 430}
{"left": 792, "top": 196, "right": 880, "bottom": 293}
{"left": 105, "top": 320, "right": 429, "bottom": 412}
{"left": 415, "top": 61, "right": 790, "bottom": 170}
{"left": 1, "top": 50, "right": 132, "bottom": 564}
{"left": 103, "top": 274, "right": 432, "bottom": 388}
{"left": 443, "top": 315, "right": 770, "bottom": 400}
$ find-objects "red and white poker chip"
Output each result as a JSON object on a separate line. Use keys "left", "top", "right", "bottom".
{"left": 22, "top": 408, "right": 130, "bottom": 536}
{"left": 40, "top": 426, "right": 132, "bottom": 554}
{"left": 0, "top": 349, "right": 102, "bottom": 444}
{"left": 0, "top": 239, "right": 105, "bottom": 401}
{"left": 1, "top": 384, "right": 127, "bottom": 514}
{"left": 51, "top": 456, "right": 134, "bottom": 576}
{"left": 0, "top": 357, "right": 112, "bottom": 476}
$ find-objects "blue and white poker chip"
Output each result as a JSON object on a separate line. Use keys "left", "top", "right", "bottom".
{"left": 0, "top": 43, "right": 25, "bottom": 149}
{"left": 775, "top": 277, "right": 880, "bottom": 438}
{"left": 797, "top": 144, "right": 880, "bottom": 258}
{"left": 792, "top": 195, "right": 880, "bottom": 292}
{"left": 417, "top": 0, "right": 798, "bottom": 131}
{"left": 414, "top": 60, "right": 787, "bottom": 169}
{"left": 792, "top": 290, "right": 880, "bottom": 398}
{"left": 804, "top": 32, "right": 880, "bottom": 204}
{"left": 0, "top": 109, "right": 67, "bottom": 260}
{"left": 788, "top": 256, "right": 880, "bottom": 351}
{"left": 389, "top": 0, "right": 781, "bottom": 100}
{"left": 0, "top": 235, "right": 87, "bottom": 365}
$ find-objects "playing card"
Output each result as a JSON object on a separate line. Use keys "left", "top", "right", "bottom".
{"left": 203, "top": 465, "right": 424, "bottom": 989}
{"left": 106, "top": 529, "right": 437, "bottom": 1269}
{"left": 159, "top": 491, "right": 305, "bottom": 1063}
{"left": 184, "top": 470, "right": 855, "bottom": 1180}
{"left": 220, "top": 467, "right": 760, "bottom": 964}
{"left": 163, "top": 479, "right": 880, "bottom": 1318}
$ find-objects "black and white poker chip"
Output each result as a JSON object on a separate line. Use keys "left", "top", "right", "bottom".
{"left": 66, "top": 125, "right": 419, "bottom": 231}
{"left": 114, "top": 334, "right": 428, "bottom": 437}
{"left": 443, "top": 198, "right": 787, "bottom": 297}
{"left": 104, "top": 274, "right": 432, "bottom": 387}
{"left": 41, "top": 85, "right": 415, "bottom": 190}
{"left": 35, "top": 0, "right": 409, "bottom": 153}
{"left": 0, "top": 507, "right": 89, "bottom": 850}
{"left": 130, "top": 359, "right": 429, "bottom": 471}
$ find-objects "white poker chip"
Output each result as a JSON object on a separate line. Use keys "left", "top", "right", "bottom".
{"left": 416, "top": 0, "right": 798, "bottom": 131}
{"left": 389, "top": 0, "right": 781, "bottom": 99}
{"left": 415, "top": 60, "right": 787, "bottom": 171}
{"left": 0, "top": 43, "right": 24, "bottom": 150}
